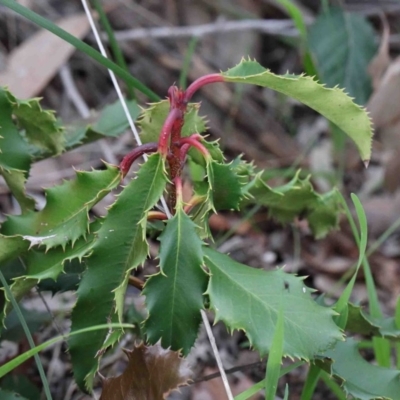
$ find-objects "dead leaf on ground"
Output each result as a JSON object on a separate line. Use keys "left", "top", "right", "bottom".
{"left": 368, "top": 15, "right": 390, "bottom": 90}
{"left": 100, "top": 343, "right": 192, "bottom": 400}
{"left": 367, "top": 55, "right": 400, "bottom": 190}
{"left": 0, "top": 13, "right": 91, "bottom": 98}
{"left": 367, "top": 56, "right": 400, "bottom": 148}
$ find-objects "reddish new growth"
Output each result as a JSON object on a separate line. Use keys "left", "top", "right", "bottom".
{"left": 119, "top": 73, "right": 225, "bottom": 210}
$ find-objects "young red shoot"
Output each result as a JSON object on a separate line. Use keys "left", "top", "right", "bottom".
{"left": 178, "top": 134, "right": 210, "bottom": 162}
{"left": 157, "top": 108, "right": 183, "bottom": 156}
{"left": 119, "top": 142, "right": 158, "bottom": 177}
{"left": 184, "top": 73, "right": 225, "bottom": 103}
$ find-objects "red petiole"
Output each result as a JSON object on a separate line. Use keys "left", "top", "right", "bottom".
{"left": 119, "top": 73, "right": 225, "bottom": 211}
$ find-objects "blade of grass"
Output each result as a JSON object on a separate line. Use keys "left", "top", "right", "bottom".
{"left": 395, "top": 297, "right": 400, "bottom": 369}
{"left": 91, "top": 0, "right": 135, "bottom": 99}
{"left": 0, "top": 323, "right": 135, "bottom": 378}
{"left": 275, "top": 0, "right": 317, "bottom": 76}
{"left": 320, "top": 371, "right": 346, "bottom": 400}
{"left": 179, "top": 36, "right": 199, "bottom": 90}
{"left": 339, "top": 193, "right": 391, "bottom": 367}
{"left": 0, "top": 0, "right": 159, "bottom": 101}
{"left": 0, "top": 271, "right": 52, "bottom": 400}
{"left": 234, "top": 361, "right": 303, "bottom": 400}
{"left": 300, "top": 364, "right": 321, "bottom": 400}
{"left": 334, "top": 193, "right": 368, "bottom": 328}
{"left": 265, "top": 305, "right": 285, "bottom": 400}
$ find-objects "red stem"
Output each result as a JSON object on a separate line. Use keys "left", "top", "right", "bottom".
{"left": 174, "top": 176, "right": 183, "bottom": 203}
{"left": 119, "top": 142, "right": 158, "bottom": 177}
{"left": 184, "top": 73, "right": 225, "bottom": 103}
{"left": 158, "top": 108, "right": 183, "bottom": 156}
{"left": 178, "top": 135, "right": 210, "bottom": 160}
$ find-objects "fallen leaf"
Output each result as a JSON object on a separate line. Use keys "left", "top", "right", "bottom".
{"left": 368, "top": 15, "right": 391, "bottom": 90}
{"left": 367, "top": 56, "right": 400, "bottom": 146}
{"left": 100, "top": 343, "right": 191, "bottom": 400}
{"left": 0, "top": 14, "right": 91, "bottom": 98}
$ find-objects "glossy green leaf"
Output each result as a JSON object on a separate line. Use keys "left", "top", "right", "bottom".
{"left": 139, "top": 100, "right": 207, "bottom": 143}
{"left": 0, "top": 389, "right": 29, "bottom": 400}
{"left": 308, "top": 7, "right": 377, "bottom": 105}
{"left": 0, "top": 87, "right": 34, "bottom": 212}
{"left": 64, "top": 99, "right": 140, "bottom": 151}
{"left": 1, "top": 169, "right": 35, "bottom": 212}
{"left": 324, "top": 338, "right": 400, "bottom": 400}
{"left": 21, "top": 233, "right": 95, "bottom": 282}
{"left": 1, "top": 165, "right": 120, "bottom": 249}
{"left": 68, "top": 153, "right": 167, "bottom": 391}
{"left": 244, "top": 171, "right": 341, "bottom": 238}
{"left": 204, "top": 248, "right": 342, "bottom": 359}
{"left": 221, "top": 59, "right": 373, "bottom": 162}
{"left": 207, "top": 160, "right": 243, "bottom": 211}
{"left": 346, "top": 304, "right": 400, "bottom": 340}
{"left": 0, "top": 236, "right": 29, "bottom": 264}
{"left": 144, "top": 205, "right": 208, "bottom": 354}
{"left": 5, "top": 88, "right": 64, "bottom": 154}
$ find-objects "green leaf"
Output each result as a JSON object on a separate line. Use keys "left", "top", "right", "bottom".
{"left": 143, "top": 206, "right": 208, "bottom": 354}
{"left": 308, "top": 7, "right": 377, "bottom": 105}
{"left": 1, "top": 374, "right": 41, "bottom": 400}
{"left": 324, "top": 338, "right": 400, "bottom": 400}
{"left": 139, "top": 100, "right": 207, "bottom": 143}
{"left": 64, "top": 99, "right": 140, "bottom": 151}
{"left": 0, "top": 87, "right": 34, "bottom": 212}
{"left": 0, "top": 389, "right": 29, "bottom": 400}
{"left": 346, "top": 304, "right": 400, "bottom": 340}
{"left": 0, "top": 236, "right": 29, "bottom": 264}
{"left": 68, "top": 153, "right": 167, "bottom": 392}
{"left": 21, "top": 232, "right": 95, "bottom": 282}
{"left": 1, "top": 165, "right": 120, "bottom": 249}
{"left": 1, "top": 169, "right": 35, "bottom": 212}
{"left": 207, "top": 160, "right": 243, "bottom": 211}
{"left": 221, "top": 59, "right": 373, "bottom": 162}
{"left": 2, "top": 306, "right": 51, "bottom": 342}
{"left": 244, "top": 171, "right": 341, "bottom": 238}
{"left": 204, "top": 248, "right": 342, "bottom": 359}
{"left": 5, "top": 88, "right": 65, "bottom": 154}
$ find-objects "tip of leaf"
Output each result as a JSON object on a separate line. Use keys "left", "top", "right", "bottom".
{"left": 363, "top": 159, "right": 370, "bottom": 168}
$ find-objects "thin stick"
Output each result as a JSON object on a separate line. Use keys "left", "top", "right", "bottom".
{"left": 81, "top": 2, "right": 232, "bottom": 397}
{"left": 80, "top": 0, "right": 171, "bottom": 218}
{"left": 113, "top": 19, "right": 301, "bottom": 41}
{"left": 201, "top": 310, "right": 234, "bottom": 400}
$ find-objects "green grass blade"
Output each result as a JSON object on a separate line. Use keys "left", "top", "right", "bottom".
{"left": 334, "top": 193, "right": 368, "bottom": 328}
{"left": 0, "top": 271, "right": 52, "bottom": 400}
{"left": 396, "top": 297, "right": 400, "bottom": 369}
{"left": 0, "top": 0, "right": 158, "bottom": 101}
{"left": 300, "top": 364, "right": 321, "bottom": 400}
{"left": 274, "top": 0, "right": 317, "bottom": 77}
{"left": 179, "top": 36, "right": 199, "bottom": 89}
{"left": 338, "top": 194, "right": 390, "bottom": 366}
{"left": 234, "top": 361, "right": 303, "bottom": 400}
{"left": 320, "top": 371, "right": 346, "bottom": 400}
{"left": 91, "top": 0, "right": 135, "bottom": 99}
{"left": 265, "top": 305, "right": 285, "bottom": 400}
{"left": 0, "top": 323, "right": 134, "bottom": 378}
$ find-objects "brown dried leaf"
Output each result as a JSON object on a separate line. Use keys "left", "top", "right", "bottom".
{"left": 367, "top": 56, "right": 400, "bottom": 139}
{"left": 100, "top": 343, "right": 191, "bottom": 400}
{"left": 368, "top": 15, "right": 390, "bottom": 90}
{"left": 0, "top": 14, "right": 90, "bottom": 98}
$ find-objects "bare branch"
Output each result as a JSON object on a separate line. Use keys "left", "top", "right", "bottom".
{"left": 113, "top": 19, "right": 303, "bottom": 42}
